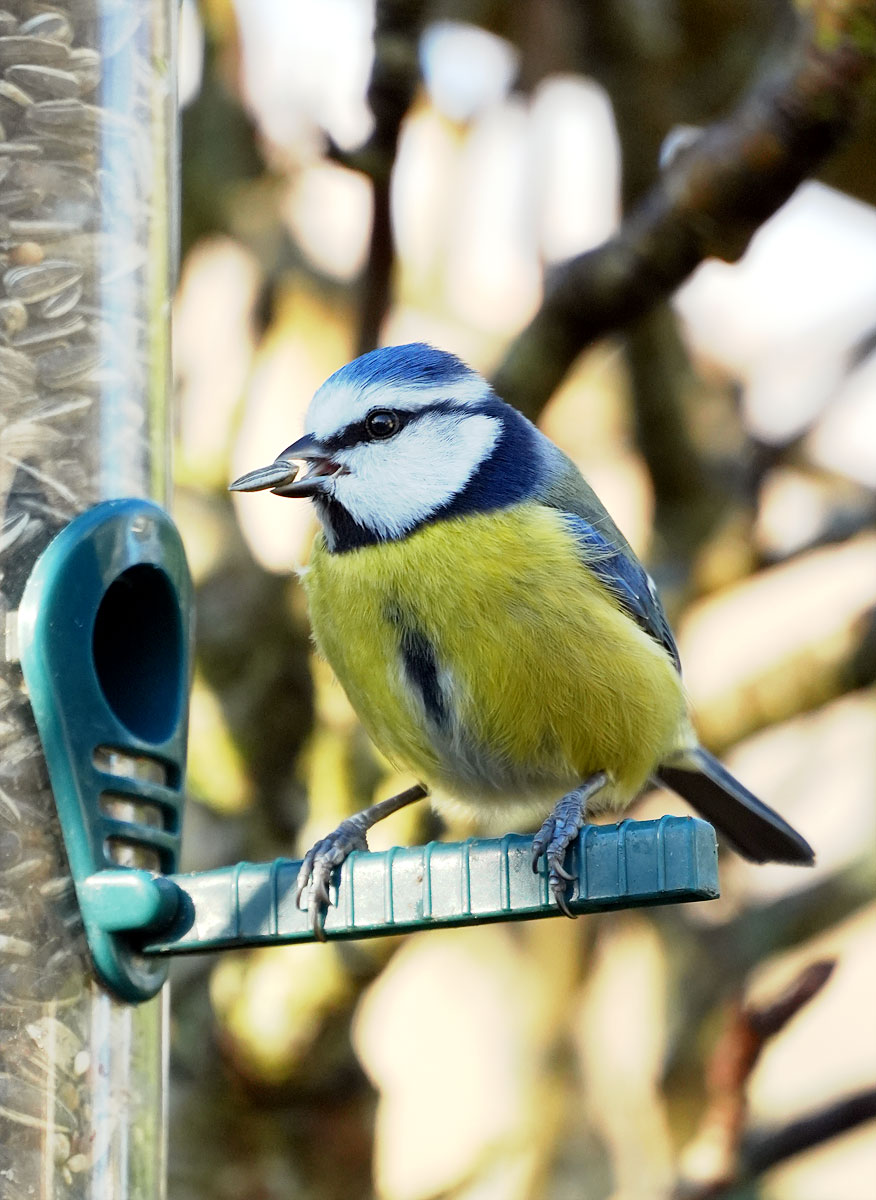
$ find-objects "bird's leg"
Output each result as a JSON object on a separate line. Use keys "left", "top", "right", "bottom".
{"left": 531, "top": 772, "right": 608, "bottom": 917}
{"left": 296, "top": 783, "right": 428, "bottom": 939}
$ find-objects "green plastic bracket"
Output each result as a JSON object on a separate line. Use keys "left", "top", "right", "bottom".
{"left": 16, "top": 501, "right": 721, "bottom": 1004}
{"left": 138, "top": 814, "right": 718, "bottom": 953}
{"left": 18, "top": 499, "right": 194, "bottom": 1003}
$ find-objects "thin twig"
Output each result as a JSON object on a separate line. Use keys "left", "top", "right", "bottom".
{"left": 747, "top": 960, "right": 835, "bottom": 1038}
{"left": 741, "top": 1087, "right": 876, "bottom": 1178}
{"left": 674, "top": 960, "right": 837, "bottom": 1199}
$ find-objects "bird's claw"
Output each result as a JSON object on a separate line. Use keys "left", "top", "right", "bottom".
{"left": 531, "top": 774, "right": 608, "bottom": 916}
{"left": 295, "top": 820, "right": 369, "bottom": 940}
{"left": 553, "top": 884, "right": 574, "bottom": 919}
{"left": 531, "top": 795, "right": 590, "bottom": 917}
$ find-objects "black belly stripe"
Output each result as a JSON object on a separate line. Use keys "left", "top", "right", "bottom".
{"left": 386, "top": 604, "right": 448, "bottom": 728}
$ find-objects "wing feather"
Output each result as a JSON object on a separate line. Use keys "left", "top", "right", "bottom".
{"left": 534, "top": 446, "right": 681, "bottom": 671}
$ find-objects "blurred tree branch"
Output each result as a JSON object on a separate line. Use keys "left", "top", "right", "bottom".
{"left": 658, "top": 855, "right": 875, "bottom": 1140}
{"left": 677, "top": 1087, "right": 876, "bottom": 1199}
{"left": 583, "top": 0, "right": 794, "bottom": 210}
{"left": 583, "top": 3, "right": 720, "bottom": 562}
{"left": 180, "top": 18, "right": 264, "bottom": 258}
{"left": 679, "top": 1085, "right": 876, "bottom": 1199}
{"left": 674, "top": 961, "right": 838, "bottom": 1198}
{"left": 330, "top": 0, "right": 429, "bottom": 355}
{"left": 738, "top": 1086, "right": 876, "bottom": 1181}
{"left": 493, "top": 0, "right": 876, "bottom": 421}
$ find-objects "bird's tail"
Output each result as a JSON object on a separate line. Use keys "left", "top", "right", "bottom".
{"left": 656, "top": 746, "right": 814, "bottom": 865}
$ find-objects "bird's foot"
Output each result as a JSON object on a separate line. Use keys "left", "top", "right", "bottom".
{"left": 531, "top": 772, "right": 608, "bottom": 917}
{"left": 295, "top": 816, "right": 370, "bottom": 941}
{"left": 295, "top": 783, "right": 429, "bottom": 940}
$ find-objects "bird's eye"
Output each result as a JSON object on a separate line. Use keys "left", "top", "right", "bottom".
{"left": 364, "top": 409, "right": 401, "bottom": 440}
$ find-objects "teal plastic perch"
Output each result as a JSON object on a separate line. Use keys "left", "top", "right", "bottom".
{"left": 137, "top": 814, "right": 718, "bottom": 954}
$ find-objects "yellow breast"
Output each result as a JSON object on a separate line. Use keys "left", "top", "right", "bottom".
{"left": 303, "top": 504, "right": 687, "bottom": 816}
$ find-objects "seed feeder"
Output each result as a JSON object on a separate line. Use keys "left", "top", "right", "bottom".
{"left": 17, "top": 498, "right": 720, "bottom": 1003}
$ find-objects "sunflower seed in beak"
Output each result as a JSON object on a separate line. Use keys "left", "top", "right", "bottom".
{"left": 228, "top": 459, "right": 300, "bottom": 494}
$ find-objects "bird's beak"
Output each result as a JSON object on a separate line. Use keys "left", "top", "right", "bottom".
{"left": 228, "top": 434, "right": 343, "bottom": 498}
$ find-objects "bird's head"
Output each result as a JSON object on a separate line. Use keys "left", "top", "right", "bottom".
{"left": 230, "top": 343, "right": 544, "bottom": 551}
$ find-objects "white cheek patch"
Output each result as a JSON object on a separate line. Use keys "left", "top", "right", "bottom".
{"left": 330, "top": 413, "right": 500, "bottom": 538}
{"left": 307, "top": 377, "right": 491, "bottom": 440}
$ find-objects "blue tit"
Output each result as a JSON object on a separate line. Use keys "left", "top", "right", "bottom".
{"left": 231, "top": 343, "right": 814, "bottom": 935}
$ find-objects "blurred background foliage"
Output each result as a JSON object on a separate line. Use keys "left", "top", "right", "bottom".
{"left": 168, "top": 1, "right": 876, "bottom": 1197}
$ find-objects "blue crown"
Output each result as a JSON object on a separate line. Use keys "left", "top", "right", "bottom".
{"left": 326, "top": 343, "right": 477, "bottom": 393}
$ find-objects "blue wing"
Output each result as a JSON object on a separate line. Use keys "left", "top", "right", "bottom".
{"left": 561, "top": 514, "right": 681, "bottom": 673}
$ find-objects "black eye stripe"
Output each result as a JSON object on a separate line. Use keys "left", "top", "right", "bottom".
{"left": 321, "top": 407, "right": 415, "bottom": 452}
{"left": 319, "top": 398, "right": 488, "bottom": 453}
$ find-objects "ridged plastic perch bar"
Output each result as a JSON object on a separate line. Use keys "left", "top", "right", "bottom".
{"left": 133, "top": 815, "right": 720, "bottom": 953}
